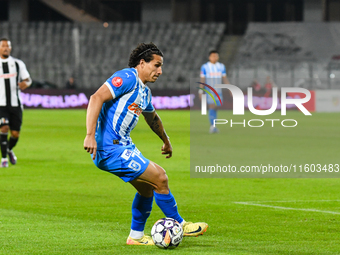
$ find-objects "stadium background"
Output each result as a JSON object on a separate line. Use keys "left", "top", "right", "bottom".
{"left": 1, "top": 1, "right": 340, "bottom": 254}
{"left": 1, "top": 0, "right": 340, "bottom": 111}
{"left": 1, "top": 0, "right": 340, "bottom": 91}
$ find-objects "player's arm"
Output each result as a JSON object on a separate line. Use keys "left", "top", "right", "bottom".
{"left": 18, "top": 77, "right": 32, "bottom": 90}
{"left": 84, "top": 84, "right": 113, "bottom": 160}
{"left": 222, "top": 75, "right": 232, "bottom": 97}
{"left": 18, "top": 61, "right": 32, "bottom": 90}
{"left": 142, "top": 111, "right": 172, "bottom": 158}
{"left": 200, "top": 77, "right": 205, "bottom": 87}
{"left": 222, "top": 64, "right": 230, "bottom": 84}
{"left": 199, "top": 67, "right": 206, "bottom": 100}
{"left": 198, "top": 77, "right": 206, "bottom": 100}
{"left": 222, "top": 75, "right": 230, "bottom": 85}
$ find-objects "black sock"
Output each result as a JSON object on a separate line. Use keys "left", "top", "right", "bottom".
{"left": 8, "top": 137, "right": 18, "bottom": 151}
{"left": 1, "top": 133, "right": 8, "bottom": 158}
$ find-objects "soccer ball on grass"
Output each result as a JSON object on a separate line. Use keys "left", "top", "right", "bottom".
{"left": 151, "top": 217, "right": 183, "bottom": 249}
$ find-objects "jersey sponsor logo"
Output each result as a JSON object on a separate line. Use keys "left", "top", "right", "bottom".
{"left": 208, "top": 72, "right": 222, "bottom": 77}
{"left": 0, "top": 73, "right": 17, "bottom": 79}
{"left": 112, "top": 76, "right": 123, "bottom": 87}
{"left": 125, "top": 72, "right": 130, "bottom": 78}
{"left": 128, "top": 103, "right": 142, "bottom": 116}
{"left": 128, "top": 160, "right": 141, "bottom": 171}
{"left": 121, "top": 149, "right": 133, "bottom": 160}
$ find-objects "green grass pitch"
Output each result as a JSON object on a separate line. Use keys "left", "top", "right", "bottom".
{"left": 0, "top": 109, "right": 340, "bottom": 254}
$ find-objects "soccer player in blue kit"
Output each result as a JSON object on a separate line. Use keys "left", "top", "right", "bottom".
{"left": 200, "top": 50, "right": 230, "bottom": 133}
{"left": 84, "top": 43, "right": 208, "bottom": 245}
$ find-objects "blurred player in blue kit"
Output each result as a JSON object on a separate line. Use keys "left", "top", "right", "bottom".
{"left": 84, "top": 43, "right": 208, "bottom": 245}
{"left": 200, "top": 50, "right": 230, "bottom": 133}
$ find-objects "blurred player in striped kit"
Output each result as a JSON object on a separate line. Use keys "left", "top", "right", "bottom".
{"left": 200, "top": 50, "right": 230, "bottom": 133}
{"left": 0, "top": 38, "right": 32, "bottom": 167}
{"left": 84, "top": 42, "right": 208, "bottom": 245}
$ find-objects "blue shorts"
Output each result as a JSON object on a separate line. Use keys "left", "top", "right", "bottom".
{"left": 92, "top": 144, "right": 150, "bottom": 182}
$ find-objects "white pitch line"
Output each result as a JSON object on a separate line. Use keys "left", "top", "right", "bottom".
{"left": 234, "top": 200, "right": 340, "bottom": 203}
{"left": 234, "top": 202, "right": 340, "bottom": 215}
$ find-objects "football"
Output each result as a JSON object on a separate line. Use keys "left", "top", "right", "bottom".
{"left": 151, "top": 217, "right": 183, "bottom": 249}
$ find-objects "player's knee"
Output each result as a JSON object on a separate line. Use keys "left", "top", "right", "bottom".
{"left": 11, "top": 131, "right": 19, "bottom": 139}
{"left": 156, "top": 172, "right": 169, "bottom": 192}
{"left": 0, "top": 125, "right": 9, "bottom": 133}
{"left": 159, "top": 172, "right": 168, "bottom": 185}
{"left": 144, "top": 162, "right": 169, "bottom": 193}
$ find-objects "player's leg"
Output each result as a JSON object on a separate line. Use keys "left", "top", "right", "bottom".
{"left": 134, "top": 161, "right": 208, "bottom": 236}
{"left": 100, "top": 146, "right": 155, "bottom": 245}
{"left": 128, "top": 162, "right": 181, "bottom": 244}
{"left": 7, "top": 107, "right": 22, "bottom": 165}
{"left": 7, "top": 130, "right": 18, "bottom": 165}
{"left": 126, "top": 181, "right": 154, "bottom": 245}
{"left": 9, "top": 130, "right": 19, "bottom": 146}
{"left": 208, "top": 93, "right": 223, "bottom": 133}
{"left": 0, "top": 107, "right": 10, "bottom": 167}
{"left": 208, "top": 103, "right": 217, "bottom": 133}
{"left": 0, "top": 124, "right": 9, "bottom": 167}
{"left": 133, "top": 161, "right": 183, "bottom": 222}
{"left": 206, "top": 91, "right": 218, "bottom": 133}
{"left": 133, "top": 161, "right": 169, "bottom": 194}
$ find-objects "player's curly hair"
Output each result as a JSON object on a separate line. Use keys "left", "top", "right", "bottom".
{"left": 128, "top": 42, "right": 163, "bottom": 68}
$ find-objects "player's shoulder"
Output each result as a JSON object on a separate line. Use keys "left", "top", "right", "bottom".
{"left": 11, "top": 56, "right": 25, "bottom": 65}
{"left": 11, "top": 57, "right": 28, "bottom": 70}
{"left": 201, "top": 62, "right": 209, "bottom": 69}
{"left": 114, "top": 68, "right": 137, "bottom": 78}
{"left": 217, "top": 62, "right": 225, "bottom": 67}
{"left": 113, "top": 68, "right": 137, "bottom": 82}
{"left": 107, "top": 68, "right": 137, "bottom": 89}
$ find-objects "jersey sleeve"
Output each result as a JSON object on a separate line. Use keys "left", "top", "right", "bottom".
{"left": 222, "top": 64, "right": 227, "bottom": 76}
{"left": 105, "top": 69, "right": 137, "bottom": 99}
{"left": 18, "top": 60, "right": 30, "bottom": 80}
{"left": 144, "top": 89, "right": 155, "bottom": 113}
{"left": 200, "top": 65, "right": 206, "bottom": 78}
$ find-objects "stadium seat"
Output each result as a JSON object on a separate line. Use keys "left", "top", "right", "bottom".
{"left": 0, "top": 21, "right": 228, "bottom": 89}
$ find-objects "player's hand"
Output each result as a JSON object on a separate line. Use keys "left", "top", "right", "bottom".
{"left": 161, "top": 142, "right": 172, "bottom": 158}
{"left": 18, "top": 81, "right": 29, "bottom": 90}
{"left": 84, "top": 135, "right": 97, "bottom": 160}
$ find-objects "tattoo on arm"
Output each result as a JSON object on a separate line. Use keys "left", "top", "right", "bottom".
{"left": 149, "top": 114, "right": 168, "bottom": 141}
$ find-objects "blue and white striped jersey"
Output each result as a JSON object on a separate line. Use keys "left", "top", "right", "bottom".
{"left": 95, "top": 68, "right": 154, "bottom": 149}
{"left": 200, "top": 62, "right": 226, "bottom": 94}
